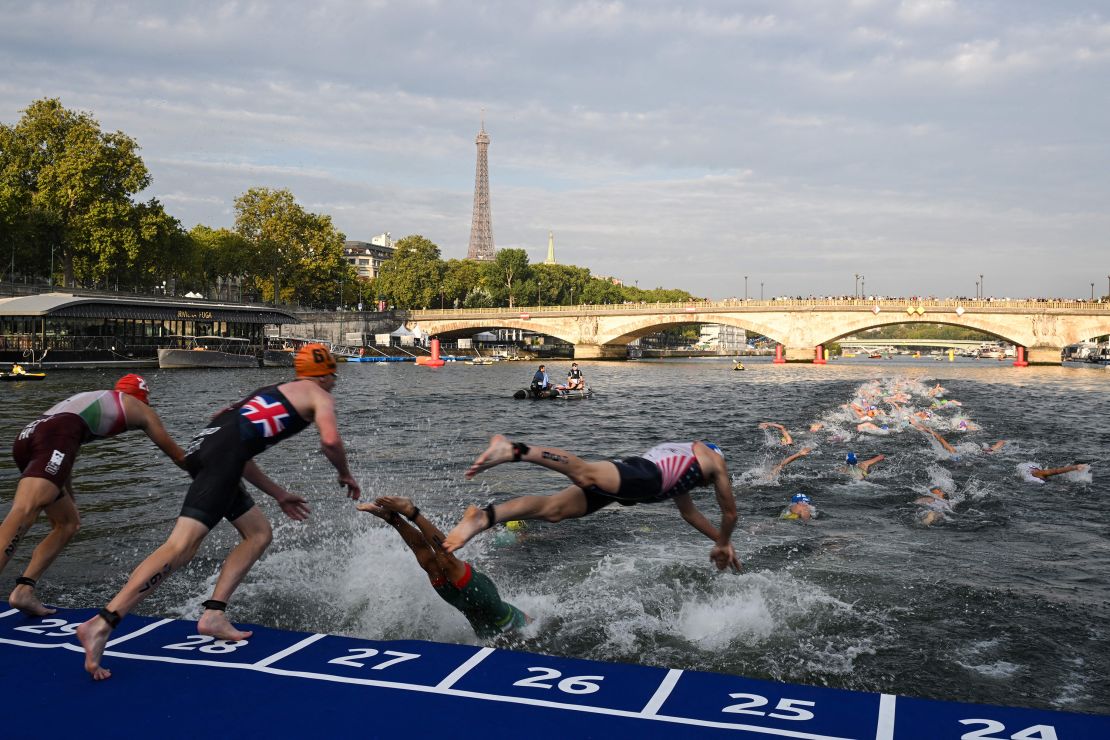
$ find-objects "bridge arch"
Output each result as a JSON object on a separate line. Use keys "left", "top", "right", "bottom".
{"left": 410, "top": 320, "right": 579, "bottom": 346}
{"left": 598, "top": 314, "right": 785, "bottom": 346}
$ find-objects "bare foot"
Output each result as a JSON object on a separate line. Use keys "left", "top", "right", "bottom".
{"left": 76, "top": 615, "right": 114, "bottom": 680}
{"left": 8, "top": 584, "right": 57, "bottom": 617}
{"left": 375, "top": 496, "right": 416, "bottom": 518}
{"left": 465, "top": 434, "right": 515, "bottom": 479}
{"left": 442, "top": 505, "right": 489, "bottom": 553}
{"left": 197, "top": 610, "right": 253, "bottom": 641}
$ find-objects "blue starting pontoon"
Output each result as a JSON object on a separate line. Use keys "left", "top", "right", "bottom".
{"left": 2, "top": 603, "right": 1104, "bottom": 739}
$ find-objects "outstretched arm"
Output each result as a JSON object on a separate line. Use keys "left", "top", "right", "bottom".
{"left": 771, "top": 447, "right": 811, "bottom": 476}
{"left": 130, "top": 400, "right": 186, "bottom": 468}
{"left": 312, "top": 392, "right": 360, "bottom": 500}
{"left": 910, "top": 418, "right": 956, "bottom": 454}
{"left": 243, "top": 461, "right": 310, "bottom": 520}
{"left": 759, "top": 423, "right": 792, "bottom": 445}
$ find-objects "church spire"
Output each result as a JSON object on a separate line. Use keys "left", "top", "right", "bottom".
{"left": 544, "top": 230, "right": 556, "bottom": 265}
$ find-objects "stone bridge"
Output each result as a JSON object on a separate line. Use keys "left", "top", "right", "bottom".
{"left": 408, "top": 299, "right": 1110, "bottom": 364}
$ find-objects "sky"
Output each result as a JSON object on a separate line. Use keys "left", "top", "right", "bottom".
{"left": 2, "top": 0, "right": 1108, "bottom": 300}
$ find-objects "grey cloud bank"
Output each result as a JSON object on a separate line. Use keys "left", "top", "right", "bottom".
{"left": 2, "top": 0, "right": 1108, "bottom": 299}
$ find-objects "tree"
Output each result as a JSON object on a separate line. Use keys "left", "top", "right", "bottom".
{"left": 0, "top": 98, "right": 151, "bottom": 287}
{"left": 443, "top": 258, "right": 488, "bottom": 308}
{"left": 233, "top": 187, "right": 353, "bottom": 307}
{"left": 485, "top": 248, "right": 530, "bottom": 308}
{"left": 374, "top": 235, "right": 444, "bottom": 308}
{"left": 187, "top": 225, "right": 254, "bottom": 299}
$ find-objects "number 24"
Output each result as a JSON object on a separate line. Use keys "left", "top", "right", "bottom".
{"left": 960, "top": 720, "right": 1057, "bottom": 740}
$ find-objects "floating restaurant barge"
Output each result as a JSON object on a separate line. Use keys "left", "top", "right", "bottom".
{"left": 0, "top": 292, "right": 299, "bottom": 368}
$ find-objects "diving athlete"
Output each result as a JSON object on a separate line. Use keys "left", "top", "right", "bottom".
{"left": 442, "top": 435, "right": 741, "bottom": 572}
{"left": 359, "top": 496, "right": 529, "bottom": 638}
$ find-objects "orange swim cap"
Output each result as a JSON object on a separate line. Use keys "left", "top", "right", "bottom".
{"left": 114, "top": 373, "right": 150, "bottom": 405}
{"left": 295, "top": 343, "right": 337, "bottom": 377}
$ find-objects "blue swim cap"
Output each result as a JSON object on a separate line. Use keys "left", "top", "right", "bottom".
{"left": 791, "top": 493, "right": 811, "bottom": 504}
{"left": 846, "top": 452, "right": 858, "bottom": 465}
{"left": 704, "top": 442, "right": 725, "bottom": 459}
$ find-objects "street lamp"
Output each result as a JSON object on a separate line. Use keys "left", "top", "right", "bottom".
{"left": 975, "top": 281, "right": 979, "bottom": 300}
{"left": 538, "top": 279, "right": 542, "bottom": 307}
{"left": 979, "top": 273, "right": 984, "bottom": 299}
{"left": 744, "top": 275, "right": 748, "bottom": 300}
{"left": 760, "top": 281, "right": 764, "bottom": 300}
{"left": 854, "top": 273, "right": 860, "bottom": 298}
{"left": 860, "top": 275, "right": 865, "bottom": 298}
{"left": 1092, "top": 283, "right": 1096, "bottom": 301}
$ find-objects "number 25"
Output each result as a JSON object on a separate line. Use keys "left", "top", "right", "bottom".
{"left": 723, "top": 693, "right": 815, "bottom": 721}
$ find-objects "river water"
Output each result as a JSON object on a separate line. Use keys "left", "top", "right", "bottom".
{"left": 1, "top": 357, "right": 1107, "bottom": 715}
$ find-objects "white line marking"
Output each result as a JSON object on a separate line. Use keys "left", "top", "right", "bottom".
{"left": 0, "top": 637, "right": 68, "bottom": 649}
{"left": 641, "top": 668, "right": 682, "bottom": 715}
{"left": 0, "top": 608, "right": 19, "bottom": 619}
{"left": 875, "top": 693, "right": 896, "bottom": 740}
{"left": 435, "top": 646, "right": 494, "bottom": 689}
{"left": 253, "top": 633, "right": 325, "bottom": 668}
{"left": 106, "top": 618, "right": 174, "bottom": 647}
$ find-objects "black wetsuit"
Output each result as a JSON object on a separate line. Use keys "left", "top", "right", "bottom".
{"left": 180, "top": 384, "right": 310, "bottom": 528}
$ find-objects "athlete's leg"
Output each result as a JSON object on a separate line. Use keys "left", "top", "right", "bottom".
{"left": 443, "top": 486, "right": 589, "bottom": 553}
{"left": 0, "top": 477, "right": 61, "bottom": 577}
{"left": 77, "top": 516, "right": 210, "bottom": 680}
{"left": 466, "top": 434, "right": 620, "bottom": 492}
{"left": 197, "top": 506, "right": 272, "bottom": 641}
{"left": 9, "top": 486, "right": 80, "bottom": 616}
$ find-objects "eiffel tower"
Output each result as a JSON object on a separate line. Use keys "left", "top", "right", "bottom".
{"left": 466, "top": 119, "right": 496, "bottom": 261}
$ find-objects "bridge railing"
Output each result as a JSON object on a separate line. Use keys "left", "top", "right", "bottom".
{"left": 410, "top": 297, "right": 1109, "bottom": 317}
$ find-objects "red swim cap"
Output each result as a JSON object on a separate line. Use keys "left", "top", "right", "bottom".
{"left": 115, "top": 373, "right": 150, "bottom": 405}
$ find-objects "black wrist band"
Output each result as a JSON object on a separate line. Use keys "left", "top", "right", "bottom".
{"left": 202, "top": 599, "right": 227, "bottom": 612}
{"left": 15, "top": 576, "right": 36, "bottom": 588}
{"left": 483, "top": 503, "right": 497, "bottom": 530}
{"left": 511, "top": 442, "right": 530, "bottom": 461}
{"left": 406, "top": 506, "right": 421, "bottom": 522}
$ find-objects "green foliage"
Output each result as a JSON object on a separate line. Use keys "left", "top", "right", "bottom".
{"left": 860, "top": 323, "right": 993, "bottom": 341}
{"left": 0, "top": 98, "right": 155, "bottom": 287}
{"left": 485, "top": 248, "right": 531, "bottom": 308}
{"left": 373, "top": 234, "right": 444, "bottom": 308}
{"left": 233, "top": 187, "right": 354, "bottom": 307}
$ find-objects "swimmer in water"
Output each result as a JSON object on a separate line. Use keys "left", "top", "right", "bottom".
{"left": 1027, "top": 463, "right": 1090, "bottom": 481}
{"left": 780, "top": 492, "right": 816, "bottom": 522}
{"left": 982, "top": 440, "right": 1009, "bottom": 453}
{"left": 771, "top": 447, "right": 812, "bottom": 477}
{"left": 909, "top": 417, "right": 958, "bottom": 455}
{"left": 840, "top": 451, "right": 885, "bottom": 480}
{"left": 913, "top": 488, "right": 952, "bottom": 527}
{"left": 443, "top": 436, "right": 741, "bottom": 572}
{"left": 856, "top": 421, "right": 889, "bottom": 435}
{"left": 759, "top": 422, "right": 793, "bottom": 445}
{"left": 359, "top": 497, "right": 529, "bottom": 638}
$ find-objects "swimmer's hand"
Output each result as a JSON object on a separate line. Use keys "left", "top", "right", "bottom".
{"left": 339, "top": 473, "right": 361, "bottom": 500}
{"left": 710, "top": 543, "right": 742, "bottom": 573}
{"left": 276, "top": 492, "right": 311, "bottom": 521}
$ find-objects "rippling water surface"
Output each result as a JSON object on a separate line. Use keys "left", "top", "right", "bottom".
{"left": 2, "top": 357, "right": 1107, "bottom": 714}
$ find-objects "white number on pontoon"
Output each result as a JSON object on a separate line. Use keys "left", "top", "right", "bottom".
{"left": 513, "top": 667, "right": 604, "bottom": 694}
{"left": 12, "top": 618, "right": 79, "bottom": 636}
{"left": 327, "top": 648, "right": 420, "bottom": 669}
{"left": 723, "top": 693, "right": 816, "bottom": 721}
{"left": 959, "top": 719, "right": 1058, "bottom": 740}
{"left": 162, "top": 635, "right": 247, "bottom": 653}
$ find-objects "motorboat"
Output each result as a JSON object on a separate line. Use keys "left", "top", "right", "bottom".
{"left": 158, "top": 336, "right": 259, "bottom": 369}
{"left": 513, "top": 385, "right": 594, "bottom": 400}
